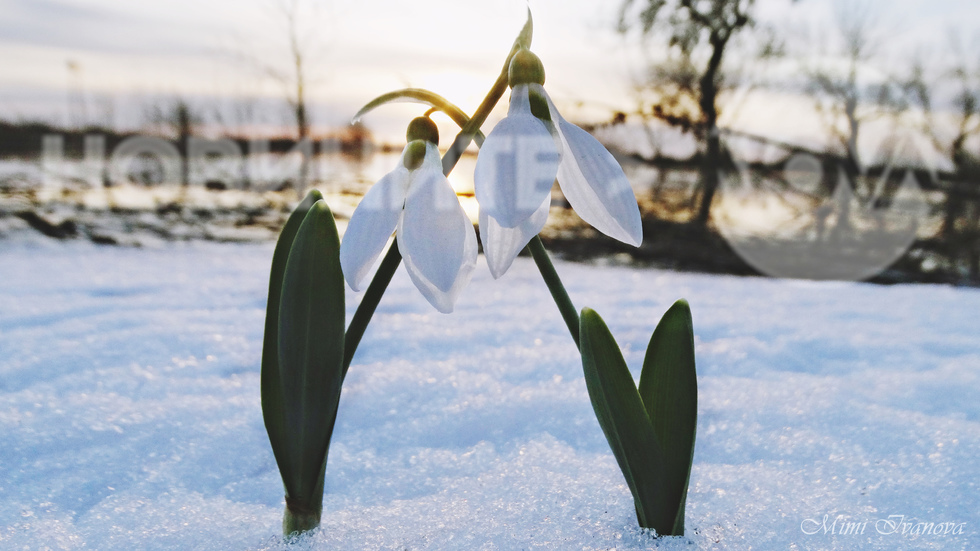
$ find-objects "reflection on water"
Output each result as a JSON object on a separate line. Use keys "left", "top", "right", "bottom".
{"left": 0, "top": 150, "right": 491, "bottom": 243}
{"left": 316, "top": 151, "right": 693, "bottom": 208}
{"left": 0, "top": 149, "right": 943, "bottom": 251}
{"left": 310, "top": 151, "right": 477, "bottom": 196}
{"left": 311, "top": 151, "right": 480, "bottom": 222}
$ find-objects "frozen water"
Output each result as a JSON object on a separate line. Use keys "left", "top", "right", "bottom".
{"left": 0, "top": 241, "right": 977, "bottom": 549}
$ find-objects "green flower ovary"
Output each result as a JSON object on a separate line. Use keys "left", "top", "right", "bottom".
{"left": 402, "top": 140, "right": 429, "bottom": 171}
{"left": 403, "top": 116, "right": 439, "bottom": 171}
{"left": 508, "top": 48, "right": 545, "bottom": 87}
{"left": 406, "top": 116, "right": 439, "bottom": 145}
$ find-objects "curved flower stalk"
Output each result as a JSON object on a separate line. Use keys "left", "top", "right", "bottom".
{"left": 262, "top": 11, "right": 699, "bottom": 539}
{"left": 474, "top": 48, "right": 643, "bottom": 278}
{"left": 340, "top": 117, "right": 477, "bottom": 313}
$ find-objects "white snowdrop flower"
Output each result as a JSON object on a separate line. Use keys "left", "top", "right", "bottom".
{"left": 340, "top": 117, "right": 477, "bottom": 313}
{"left": 474, "top": 48, "right": 643, "bottom": 278}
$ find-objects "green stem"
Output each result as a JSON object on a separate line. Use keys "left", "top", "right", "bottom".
{"left": 527, "top": 236, "right": 580, "bottom": 349}
{"left": 442, "top": 48, "right": 515, "bottom": 174}
{"left": 343, "top": 243, "right": 401, "bottom": 375}
{"left": 343, "top": 38, "right": 528, "bottom": 369}
{"left": 353, "top": 89, "right": 487, "bottom": 147}
{"left": 282, "top": 499, "right": 321, "bottom": 536}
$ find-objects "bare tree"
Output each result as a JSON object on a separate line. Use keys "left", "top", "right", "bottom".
{"left": 235, "top": 0, "right": 329, "bottom": 189}
{"left": 803, "top": 3, "right": 905, "bottom": 174}
{"left": 276, "top": 0, "right": 310, "bottom": 143}
{"left": 66, "top": 60, "right": 88, "bottom": 130}
{"left": 618, "top": 0, "right": 776, "bottom": 226}
{"left": 144, "top": 97, "right": 201, "bottom": 187}
{"left": 797, "top": 2, "right": 908, "bottom": 237}
{"left": 905, "top": 34, "right": 980, "bottom": 280}
{"left": 906, "top": 36, "right": 980, "bottom": 234}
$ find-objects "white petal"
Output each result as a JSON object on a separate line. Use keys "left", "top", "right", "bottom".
{"left": 397, "top": 146, "right": 477, "bottom": 313}
{"left": 538, "top": 85, "right": 643, "bottom": 247}
{"left": 479, "top": 194, "right": 549, "bottom": 279}
{"left": 474, "top": 84, "right": 560, "bottom": 229}
{"left": 339, "top": 165, "right": 409, "bottom": 291}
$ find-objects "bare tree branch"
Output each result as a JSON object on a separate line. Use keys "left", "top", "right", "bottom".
{"left": 619, "top": 0, "right": 766, "bottom": 225}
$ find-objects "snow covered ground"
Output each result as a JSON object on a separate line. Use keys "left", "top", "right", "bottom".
{"left": 0, "top": 240, "right": 977, "bottom": 550}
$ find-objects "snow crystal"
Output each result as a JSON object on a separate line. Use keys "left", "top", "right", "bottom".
{"left": 0, "top": 241, "right": 977, "bottom": 549}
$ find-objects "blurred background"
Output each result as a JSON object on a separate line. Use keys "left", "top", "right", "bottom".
{"left": 1, "top": 0, "right": 978, "bottom": 284}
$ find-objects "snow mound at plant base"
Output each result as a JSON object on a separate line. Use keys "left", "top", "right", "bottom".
{"left": 0, "top": 241, "right": 977, "bottom": 550}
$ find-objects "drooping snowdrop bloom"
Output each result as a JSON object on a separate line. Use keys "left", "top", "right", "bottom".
{"left": 340, "top": 117, "right": 477, "bottom": 313}
{"left": 474, "top": 48, "right": 643, "bottom": 278}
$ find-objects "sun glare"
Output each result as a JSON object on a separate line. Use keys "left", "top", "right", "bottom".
{"left": 417, "top": 71, "right": 494, "bottom": 119}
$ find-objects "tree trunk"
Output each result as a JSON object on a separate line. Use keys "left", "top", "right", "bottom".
{"left": 289, "top": 3, "right": 310, "bottom": 193}
{"left": 695, "top": 130, "right": 721, "bottom": 225}
{"left": 942, "top": 145, "right": 968, "bottom": 239}
{"left": 296, "top": 101, "right": 310, "bottom": 191}
{"left": 942, "top": 190, "right": 961, "bottom": 239}
{"left": 693, "top": 32, "right": 728, "bottom": 227}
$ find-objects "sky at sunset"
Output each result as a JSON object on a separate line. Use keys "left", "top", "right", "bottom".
{"left": 2, "top": 0, "right": 979, "bottom": 143}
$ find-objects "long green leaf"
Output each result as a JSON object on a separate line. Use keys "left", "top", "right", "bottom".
{"left": 580, "top": 308, "right": 674, "bottom": 533}
{"left": 261, "top": 189, "right": 323, "bottom": 490}
{"left": 277, "top": 200, "right": 346, "bottom": 507}
{"left": 638, "top": 299, "right": 697, "bottom": 535}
